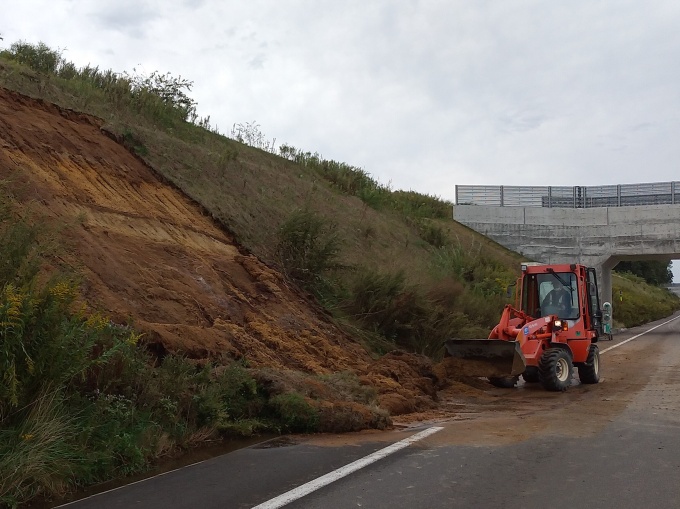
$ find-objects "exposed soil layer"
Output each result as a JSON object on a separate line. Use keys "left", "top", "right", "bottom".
{"left": 0, "top": 87, "right": 448, "bottom": 419}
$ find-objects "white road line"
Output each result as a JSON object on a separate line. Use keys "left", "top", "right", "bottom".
{"left": 251, "top": 426, "right": 444, "bottom": 509}
{"left": 600, "top": 314, "right": 680, "bottom": 355}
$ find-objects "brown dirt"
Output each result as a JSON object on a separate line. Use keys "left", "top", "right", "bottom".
{"left": 302, "top": 330, "right": 676, "bottom": 450}
{"left": 0, "top": 87, "right": 457, "bottom": 422}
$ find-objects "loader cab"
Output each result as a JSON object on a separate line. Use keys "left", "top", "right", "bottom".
{"left": 521, "top": 270, "right": 580, "bottom": 320}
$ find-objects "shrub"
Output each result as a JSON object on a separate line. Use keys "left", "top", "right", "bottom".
{"left": 275, "top": 208, "right": 343, "bottom": 292}
{"left": 319, "top": 371, "right": 377, "bottom": 405}
{"left": 3, "top": 41, "right": 62, "bottom": 74}
{"left": 412, "top": 219, "right": 447, "bottom": 248}
{"left": 194, "top": 362, "right": 262, "bottom": 432}
{"left": 343, "top": 269, "right": 431, "bottom": 351}
{"left": 268, "top": 392, "right": 319, "bottom": 432}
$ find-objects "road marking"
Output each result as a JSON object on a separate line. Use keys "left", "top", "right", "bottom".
{"left": 251, "top": 426, "right": 444, "bottom": 509}
{"left": 600, "top": 314, "right": 680, "bottom": 355}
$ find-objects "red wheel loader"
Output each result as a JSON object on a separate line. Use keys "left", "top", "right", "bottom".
{"left": 444, "top": 263, "right": 604, "bottom": 391}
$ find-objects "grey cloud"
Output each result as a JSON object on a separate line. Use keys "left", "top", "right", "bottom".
{"left": 182, "top": 0, "right": 206, "bottom": 8}
{"left": 629, "top": 122, "right": 653, "bottom": 132}
{"left": 497, "top": 108, "right": 549, "bottom": 133}
{"left": 249, "top": 53, "right": 266, "bottom": 69}
{"left": 89, "top": 2, "right": 160, "bottom": 39}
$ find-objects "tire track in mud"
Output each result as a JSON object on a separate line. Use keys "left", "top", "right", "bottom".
{"left": 389, "top": 317, "right": 679, "bottom": 446}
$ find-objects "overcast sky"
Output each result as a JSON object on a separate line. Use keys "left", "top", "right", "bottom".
{"left": 5, "top": 0, "right": 680, "bottom": 204}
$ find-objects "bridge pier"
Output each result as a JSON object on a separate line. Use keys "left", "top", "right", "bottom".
{"left": 593, "top": 257, "right": 616, "bottom": 309}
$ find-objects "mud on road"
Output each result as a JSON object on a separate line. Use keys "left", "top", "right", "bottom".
{"left": 390, "top": 322, "right": 674, "bottom": 445}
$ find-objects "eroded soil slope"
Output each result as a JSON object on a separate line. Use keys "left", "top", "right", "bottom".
{"left": 1, "top": 88, "right": 405, "bottom": 389}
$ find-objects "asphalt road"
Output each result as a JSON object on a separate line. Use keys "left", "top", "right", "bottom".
{"left": 56, "top": 313, "right": 680, "bottom": 509}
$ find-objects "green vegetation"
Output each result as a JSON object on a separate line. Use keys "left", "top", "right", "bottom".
{"left": 614, "top": 260, "right": 673, "bottom": 286}
{"left": 278, "top": 145, "right": 452, "bottom": 219}
{"left": 275, "top": 208, "right": 344, "bottom": 299}
{"left": 612, "top": 272, "right": 678, "bottom": 328}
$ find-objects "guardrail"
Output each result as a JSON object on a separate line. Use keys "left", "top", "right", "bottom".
{"left": 455, "top": 181, "right": 680, "bottom": 208}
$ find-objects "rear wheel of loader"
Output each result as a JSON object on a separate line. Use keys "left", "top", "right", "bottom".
{"left": 488, "top": 376, "right": 519, "bottom": 388}
{"left": 538, "top": 348, "right": 573, "bottom": 391}
{"left": 522, "top": 367, "right": 540, "bottom": 383}
{"left": 578, "top": 344, "right": 600, "bottom": 384}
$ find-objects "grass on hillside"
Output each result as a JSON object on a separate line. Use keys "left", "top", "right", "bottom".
{"left": 612, "top": 272, "right": 679, "bottom": 328}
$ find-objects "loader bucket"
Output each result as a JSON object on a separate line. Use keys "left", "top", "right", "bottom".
{"left": 443, "top": 339, "right": 526, "bottom": 378}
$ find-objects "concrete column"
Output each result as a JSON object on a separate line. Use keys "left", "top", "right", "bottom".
{"left": 597, "top": 257, "right": 618, "bottom": 308}
{"left": 575, "top": 255, "right": 615, "bottom": 308}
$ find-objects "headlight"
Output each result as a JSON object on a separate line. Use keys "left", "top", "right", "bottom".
{"left": 553, "top": 319, "right": 568, "bottom": 331}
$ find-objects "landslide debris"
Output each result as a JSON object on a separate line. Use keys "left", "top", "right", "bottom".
{"left": 0, "top": 87, "right": 449, "bottom": 424}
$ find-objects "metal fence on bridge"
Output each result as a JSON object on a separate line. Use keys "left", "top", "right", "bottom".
{"left": 455, "top": 181, "right": 680, "bottom": 208}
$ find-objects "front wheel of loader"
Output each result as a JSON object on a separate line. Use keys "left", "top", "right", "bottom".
{"left": 488, "top": 376, "right": 519, "bottom": 388}
{"left": 538, "top": 348, "right": 573, "bottom": 392}
{"left": 578, "top": 344, "right": 600, "bottom": 384}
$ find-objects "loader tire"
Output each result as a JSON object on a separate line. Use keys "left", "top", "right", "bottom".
{"left": 578, "top": 344, "right": 600, "bottom": 384}
{"left": 522, "top": 367, "right": 540, "bottom": 383}
{"left": 488, "top": 376, "right": 519, "bottom": 388}
{"left": 538, "top": 348, "right": 573, "bottom": 392}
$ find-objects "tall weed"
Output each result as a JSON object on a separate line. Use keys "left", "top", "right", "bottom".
{"left": 0, "top": 209, "right": 43, "bottom": 286}
{"left": 0, "top": 390, "right": 80, "bottom": 506}
{"left": 275, "top": 208, "right": 343, "bottom": 294}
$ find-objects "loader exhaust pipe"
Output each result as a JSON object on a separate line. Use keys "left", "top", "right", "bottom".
{"left": 443, "top": 339, "right": 527, "bottom": 378}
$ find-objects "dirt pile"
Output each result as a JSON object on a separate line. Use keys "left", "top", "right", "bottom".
{"left": 0, "top": 87, "right": 453, "bottom": 420}
{"left": 362, "top": 351, "right": 439, "bottom": 415}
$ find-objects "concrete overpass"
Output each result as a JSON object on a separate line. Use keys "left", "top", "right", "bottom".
{"left": 454, "top": 181, "right": 680, "bottom": 306}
